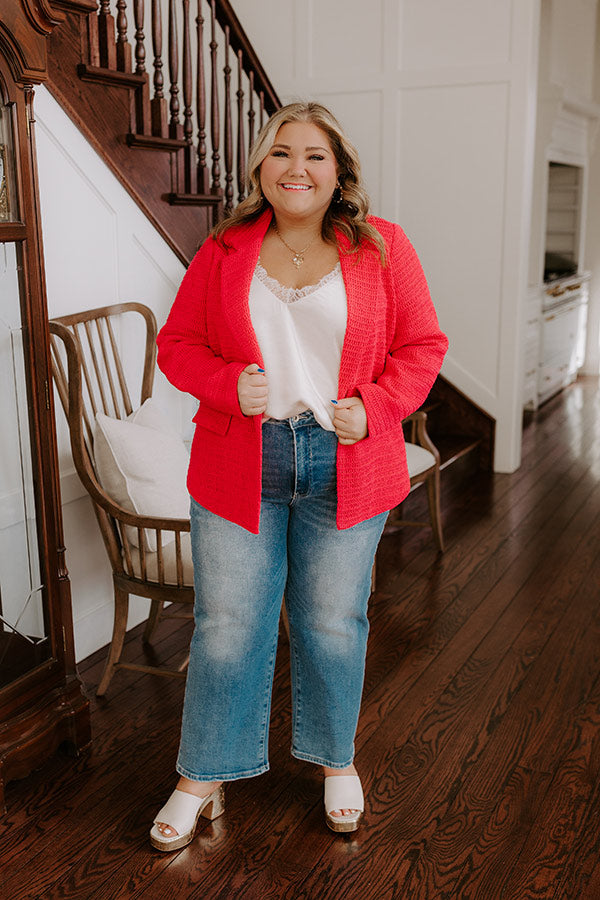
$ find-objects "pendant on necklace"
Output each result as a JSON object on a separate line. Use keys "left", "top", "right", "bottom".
{"left": 292, "top": 254, "right": 303, "bottom": 269}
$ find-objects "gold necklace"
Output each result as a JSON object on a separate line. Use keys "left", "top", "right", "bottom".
{"left": 274, "top": 225, "right": 318, "bottom": 269}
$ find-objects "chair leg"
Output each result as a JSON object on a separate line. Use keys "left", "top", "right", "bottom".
{"left": 426, "top": 468, "right": 444, "bottom": 552}
{"left": 143, "top": 599, "right": 164, "bottom": 644}
{"left": 97, "top": 585, "right": 129, "bottom": 696}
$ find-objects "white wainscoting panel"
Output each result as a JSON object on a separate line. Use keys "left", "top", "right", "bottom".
{"left": 398, "top": 82, "right": 509, "bottom": 401}
{"left": 308, "top": 0, "right": 385, "bottom": 79}
{"left": 399, "top": 0, "right": 512, "bottom": 71}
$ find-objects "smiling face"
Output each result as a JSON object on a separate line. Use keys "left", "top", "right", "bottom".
{"left": 259, "top": 120, "right": 339, "bottom": 227}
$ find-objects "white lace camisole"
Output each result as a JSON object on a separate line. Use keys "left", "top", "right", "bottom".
{"left": 248, "top": 261, "right": 347, "bottom": 431}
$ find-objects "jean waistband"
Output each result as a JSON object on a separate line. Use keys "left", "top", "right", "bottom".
{"left": 263, "top": 410, "right": 317, "bottom": 427}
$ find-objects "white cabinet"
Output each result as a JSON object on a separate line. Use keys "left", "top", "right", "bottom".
{"left": 524, "top": 274, "right": 590, "bottom": 409}
{"left": 537, "top": 275, "right": 589, "bottom": 405}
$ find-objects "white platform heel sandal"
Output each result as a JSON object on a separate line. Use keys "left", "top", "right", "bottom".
{"left": 150, "top": 785, "right": 225, "bottom": 851}
{"left": 324, "top": 775, "right": 364, "bottom": 833}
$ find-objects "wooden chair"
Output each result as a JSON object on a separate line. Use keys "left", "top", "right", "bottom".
{"left": 370, "top": 410, "right": 443, "bottom": 593}
{"left": 385, "top": 411, "right": 444, "bottom": 550}
{"left": 49, "top": 303, "right": 194, "bottom": 696}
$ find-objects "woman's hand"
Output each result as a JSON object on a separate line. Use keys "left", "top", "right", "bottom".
{"left": 332, "top": 397, "right": 368, "bottom": 445}
{"left": 238, "top": 364, "right": 268, "bottom": 416}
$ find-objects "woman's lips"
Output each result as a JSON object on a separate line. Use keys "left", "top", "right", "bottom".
{"left": 279, "top": 183, "right": 312, "bottom": 191}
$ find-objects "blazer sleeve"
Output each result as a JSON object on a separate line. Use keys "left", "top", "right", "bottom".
{"left": 356, "top": 224, "right": 448, "bottom": 435}
{"left": 156, "top": 237, "right": 247, "bottom": 417}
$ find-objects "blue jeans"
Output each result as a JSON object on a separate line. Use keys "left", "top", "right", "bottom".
{"left": 177, "top": 411, "right": 387, "bottom": 781}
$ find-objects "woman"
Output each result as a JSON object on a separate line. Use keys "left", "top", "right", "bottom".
{"left": 151, "top": 101, "right": 447, "bottom": 849}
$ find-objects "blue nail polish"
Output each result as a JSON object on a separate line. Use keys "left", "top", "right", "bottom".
{"left": 257, "top": 368, "right": 265, "bottom": 373}
{"left": 331, "top": 399, "right": 338, "bottom": 405}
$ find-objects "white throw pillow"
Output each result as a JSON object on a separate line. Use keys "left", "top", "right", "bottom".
{"left": 129, "top": 397, "right": 181, "bottom": 435}
{"left": 93, "top": 399, "right": 190, "bottom": 551}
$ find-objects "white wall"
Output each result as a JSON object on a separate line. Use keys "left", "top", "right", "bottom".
{"left": 583, "top": 5, "right": 600, "bottom": 375}
{"left": 549, "top": 0, "right": 598, "bottom": 99}
{"left": 234, "top": 0, "right": 541, "bottom": 472}
{"left": 34, "top": 86, "right": 188, "bottom": 661}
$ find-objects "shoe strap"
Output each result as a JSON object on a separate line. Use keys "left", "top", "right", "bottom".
{"left": 153, "top": 788, "right": 210, "bottom": 834}
{"left": 324, "top": 775, "right": 364, "bottom": 814}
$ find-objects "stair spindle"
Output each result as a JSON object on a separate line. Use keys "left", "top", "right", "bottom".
{"left": 209, "top": 0, "right": 221, "bottom": 197}
{"left": 236, "top": 49, "right": 245, "bottom": 204}
{"left": 115, "top": 0, "right": 132, "bottom": 72}
{"left": 98, "top": 0, "right": 117, "bottom": 70}
{"left": 223, "top": 27, "right": 233, "bottom": 213}
{"left": 131, "top": 0, "right": 151, "bottom": 134}
{"left": 167, "top": 0, "right": 182, "bottom": 139}
{"left": 248, "top": 69, "right": 255, "bottom": 153}
{"left": 259, "top": 90, "right": 265, "bottom": 130}
{"left": 196, "top": 2, "right": 209, "bottom": 194}
{"left": 182, "top": 0, "right": 193, "bottom": 193}
{"left": 133, "top": 0, "right": 146, "bottom": 74}
{"left": 150, "top": 0, "right": 168, "bottom": 136}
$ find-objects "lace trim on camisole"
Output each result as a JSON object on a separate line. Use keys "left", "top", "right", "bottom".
{"left": 255, "top": 261, "right": 342, "bottom": 304}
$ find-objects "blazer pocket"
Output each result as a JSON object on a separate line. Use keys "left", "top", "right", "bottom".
{"left": 193, "top": 404, "right": 232, "bottom": 436}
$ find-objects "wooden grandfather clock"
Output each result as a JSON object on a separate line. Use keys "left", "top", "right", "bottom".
{"left": 0, "top": 0, "right": 90, "bottom": 812}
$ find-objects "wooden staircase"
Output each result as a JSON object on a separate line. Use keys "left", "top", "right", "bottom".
{"left": 46, "top": 0, "right": 280, "bottom": 264}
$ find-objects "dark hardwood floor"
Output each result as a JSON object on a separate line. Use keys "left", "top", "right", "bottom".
{"left": 2, "top": 377, "right": 600, "bottom": 899}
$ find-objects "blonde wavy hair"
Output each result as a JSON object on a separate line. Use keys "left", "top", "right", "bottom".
{"left": 212, "top": 101, "right": 387, "bottom": 264}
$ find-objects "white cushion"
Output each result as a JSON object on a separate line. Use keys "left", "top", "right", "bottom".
{"left": 405, "top": 442, "right": 436, "bottom": 478}
{"left": 93, "top": 399, "right": 190, "bottom": 551}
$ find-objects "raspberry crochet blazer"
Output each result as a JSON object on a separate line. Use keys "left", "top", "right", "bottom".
{"left": 157, "top": 209, "right": 448, "bottom": 533}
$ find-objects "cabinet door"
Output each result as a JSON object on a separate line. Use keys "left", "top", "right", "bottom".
{"left": 538, "top": 302, "right": 584, "bottom": 403}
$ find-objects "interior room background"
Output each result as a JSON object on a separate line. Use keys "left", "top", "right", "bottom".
{"left": 23, "top": 0, "right": 600, "bottom": 661}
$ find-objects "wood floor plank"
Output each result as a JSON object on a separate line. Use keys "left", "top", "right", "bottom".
{"left": 442, "top": 549, "right": 600, "bottom": 899}
{"left": 492, "top": 559, "right": 600, "bottom": 899}
{"left": 550, "top": 735, "right": 600, "bottom": 900}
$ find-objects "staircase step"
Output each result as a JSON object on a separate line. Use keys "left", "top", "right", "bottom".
{"left": 77, "top": 64, "right": 146, "bottom": 90}
{"left": 168, "top": 192, "right": 223, "bottom": 207}
{"left": 126, "top": 134, "right": 187, "bottom": 151}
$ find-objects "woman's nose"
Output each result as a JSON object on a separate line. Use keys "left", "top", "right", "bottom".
{"left": 287, "top": 157, "right": 306, "bottom": 177}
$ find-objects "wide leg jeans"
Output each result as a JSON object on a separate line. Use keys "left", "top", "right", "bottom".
{"left": 177, "top": 411, "right": 387, "bottom": 781}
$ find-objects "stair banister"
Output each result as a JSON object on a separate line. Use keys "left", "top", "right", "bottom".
{"left": 196, "top": 3, "right": 208, "bottom": 193}
{"left": 209, "top": 0, "right": 221, "bottom": 197}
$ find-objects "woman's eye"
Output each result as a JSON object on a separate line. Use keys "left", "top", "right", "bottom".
{"left": 271, "top": 150, "right": 288, "bottom": 158}
{"left": 309, "top": 154, "right": 325, "bottom": 161}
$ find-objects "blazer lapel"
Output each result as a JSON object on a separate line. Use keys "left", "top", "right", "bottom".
{"left": 220, "top": 210, "right": 272, "bottom": 364}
